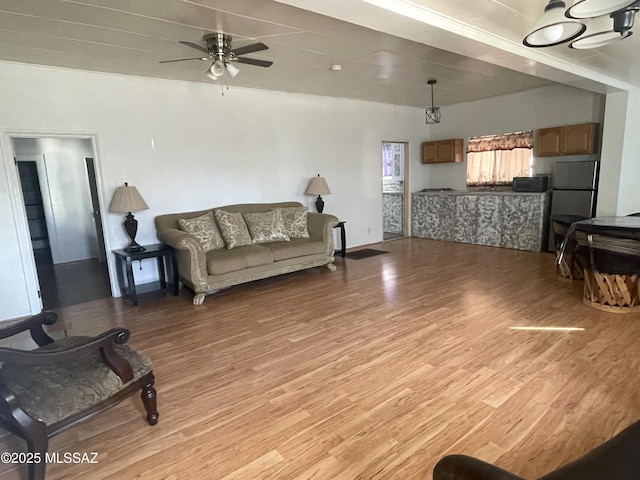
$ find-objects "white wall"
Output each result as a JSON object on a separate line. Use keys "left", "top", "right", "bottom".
{"left": 615, "top": 88, "right": 640, "bottom": 216}
{"left": 13, "top": 137, "right": 98, "bottom": 263}
{"left": 0, "top": 61, "right": 631, "bottom": 322}
{"left": 417, "top": 85, "right": 605, "bottom": 190}
{"left": 0, "top": 62, "right": 428, "bottom": 320}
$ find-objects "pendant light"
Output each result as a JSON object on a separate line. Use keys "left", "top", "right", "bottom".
{"left": 566, "top": 0, "right": 637, "bottom": 19}
{"left": 523, "top": 0, "right": 586, "bottom": 47}
{"left": 425, "top": 79, "right": 441, "bottom": 125}
{"left": 569, "top": 14, "right": 633, "bottom": 48}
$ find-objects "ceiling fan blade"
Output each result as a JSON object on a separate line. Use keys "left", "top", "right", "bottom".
{"left": 179, "top": 41, "right": 210, "bottom": 54}
{"left": 159, "top": 57, "right": 207, "bottom": 63}
{"left": 232, "top": 42, "right": 268, "bottom": 56}
{"left": 235, "top": 57, "right": 273, "bottom": 68}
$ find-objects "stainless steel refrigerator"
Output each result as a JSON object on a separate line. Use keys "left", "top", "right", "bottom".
{"left": 547, "top": 160, "right": 599, "bottom": 251}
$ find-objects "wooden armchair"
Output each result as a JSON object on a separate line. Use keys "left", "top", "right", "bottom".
{"left": 0, "top": 311, "right": 158, "bottom": 480}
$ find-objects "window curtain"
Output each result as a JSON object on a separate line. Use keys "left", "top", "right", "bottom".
{"left": 467, "top": 131, "right": 533, "bottom": 153}
{"left": 466, "top": 131, "right": 532, "bottom": 186}
{"left": 382, "top": 144, "right": 394, "bottom": 177}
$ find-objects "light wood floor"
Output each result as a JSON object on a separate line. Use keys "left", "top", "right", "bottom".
{"left": 1, "top": 237, "right": 639, "bottom": 480}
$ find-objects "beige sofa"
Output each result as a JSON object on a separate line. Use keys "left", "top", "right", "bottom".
{"left": 155, "top": 202, "right": 338, "bottom": 305}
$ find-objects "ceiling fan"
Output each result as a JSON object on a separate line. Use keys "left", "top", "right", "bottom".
{"left": 159, "top": 32, "right": 273, "bottom": 80}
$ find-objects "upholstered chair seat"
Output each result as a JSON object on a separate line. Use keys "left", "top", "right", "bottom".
{"left": 0, "top": 311, "right": 158, "bottom": 480}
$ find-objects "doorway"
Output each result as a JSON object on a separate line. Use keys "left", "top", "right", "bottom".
{"left": 13, "top": 137, "right": 111, "bottom": 309}
{"left": 382, "top": 141, "right": 409, "bottom": 241}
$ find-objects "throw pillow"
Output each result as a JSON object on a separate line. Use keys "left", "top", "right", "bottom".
{"left": 178, "top": 211, "right": 225, "bottom": 252}
{"left": 274, "top": 206, "right": 310, "bottom": 238}
{"left": 214, "top": 210, "right": 253, "bottom": 249}
{"left": 243, "top": 210, "right": 290, "bottom": 244}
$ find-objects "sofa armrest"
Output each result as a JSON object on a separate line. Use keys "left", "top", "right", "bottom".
{"left": 433, "top": 455, "right": 524, "bottom": 480}
{"left": 156, "top": 228, "right": 208, "bottom": 287}
{"left": 307, "top": 213, "right": 338, "bottom": 241}
{"left": 307, "top": 213, "right": 339, "bottom": 257}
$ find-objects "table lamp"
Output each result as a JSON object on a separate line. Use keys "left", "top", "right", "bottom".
{"left": 305, "top": 174, "right": 331, "bottom": 213}
{"left": 109, "top": 182, "right": 149, "bottom": 252}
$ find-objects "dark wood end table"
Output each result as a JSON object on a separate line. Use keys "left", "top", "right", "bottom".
{"left": 112, "top": 243, "right": 179, "bottom": 306}
{"left": 333, "top": 221, "right": 346, "bottom": 257}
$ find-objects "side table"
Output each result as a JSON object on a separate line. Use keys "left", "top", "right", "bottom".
{"left": 113, "top": 243, "right": 179, "bottom": 306}
{"left": 333, "top": 221, "right": 346, "bottom": 257}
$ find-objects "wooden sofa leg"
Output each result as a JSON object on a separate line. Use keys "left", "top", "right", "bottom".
{"left": 193, "top": 293, "right": 206, "bottom": 305}
{"left": 141, "top": 379, "right": 159, "bottom": 426}
{"left": 326, "top": 263, "right": 336, "bottom": 272}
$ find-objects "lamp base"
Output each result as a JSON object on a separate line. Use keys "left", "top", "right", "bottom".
{"left": 124, "top": 242, "right": 146, "bottom": 253}
{"left": 315, "top": 196, "right": 325, "bottom": 213}
{"left": 123, "top": 213, "right": 146, "bottom": 252}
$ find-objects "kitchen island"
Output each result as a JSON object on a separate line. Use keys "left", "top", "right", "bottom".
{"left": 411, "top": 190, "right": 551, "bottom": 251}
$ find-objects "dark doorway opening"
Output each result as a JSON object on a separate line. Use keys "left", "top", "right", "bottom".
{"left": 15, "top": 141, "right": 111, "bottom": 309}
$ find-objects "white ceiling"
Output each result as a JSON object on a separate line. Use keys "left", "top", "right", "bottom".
{"left": 0, "top": 0, "right": 636, "bottom": 108}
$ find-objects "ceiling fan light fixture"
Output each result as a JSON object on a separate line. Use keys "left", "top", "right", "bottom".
{"left": 205, "top": 70, "right": 218, "bottom": 81}
{"left": 225, "top": 62, "right": 240, "bottom": 78}
{"left": 523, "top": 0, "right": 586, "bottom": 47}
{"left": 425, "top": 79, "right": 441, "bottom": 125}
{"left": 211, "top": 59, "right": 225, "bottom": 77}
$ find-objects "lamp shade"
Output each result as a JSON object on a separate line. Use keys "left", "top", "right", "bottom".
{"left": 226, "top": 62, "right": 240, "bottom": 78}
{"left": 109, "top": 183, "right": 149, "bottom": 213}
{"left": 305, "top": 175, "right": 331, "bottom": 196}
{"left": 570, "top": 15, "right": 633, "bottom": 48}
{"left": 566, "top": 0, "right": 637, "bottom": 18}
{"left": 523, "top": 0, "right": 586, "bottom": 47}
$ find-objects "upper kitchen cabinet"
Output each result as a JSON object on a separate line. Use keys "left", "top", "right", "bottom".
{"left": 422, "top": 139, "right": 463, "bottom": 164}
{"left": 536, "top": 123, "right": 599, "bottom": 157}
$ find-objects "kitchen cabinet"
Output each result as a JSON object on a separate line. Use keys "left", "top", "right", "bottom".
{"left": 422, "top": 138, "right": 463, "bottom": 164}
{"left": 411, "top": 194, "right": 454, "bottom": 240}
{"left": 536, "top": 123, "right": 599, "bottom": 156}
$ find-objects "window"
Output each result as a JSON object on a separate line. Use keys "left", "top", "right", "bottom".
{"left": 466, "top": 131, "right": 533, "bottom": 186}
{"left": 382, "top": 142, "right": 404, "bottom": 181}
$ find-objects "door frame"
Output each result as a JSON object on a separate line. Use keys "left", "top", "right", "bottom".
{"left": 381, "top": 140, "right": 410, "bottom": 238}
{"left": 1, "top": 131, "right": 112, "bottom": 314}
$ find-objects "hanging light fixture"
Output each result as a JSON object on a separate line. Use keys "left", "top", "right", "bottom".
{"left": 565, "top": 0, "right": 637, "bottom": 19}
{"left": 523, "top": 0, "right": 586, "bottom": 47}
{"left": 524, "top": 0, "right": 639, "bottom": 48}
{"left": 425, "top": 79, "right": 441, "bottom": 125}
{"left": 569, "top": 14, "right": 633, "bottom": 48}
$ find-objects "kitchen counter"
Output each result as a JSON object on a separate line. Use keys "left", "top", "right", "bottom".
{"left": 383, "top": 192, "right": 403, "bottom": 234}
{"left": 413, "top": 190, "right": 549, "bottom": 196}
{"left": 411, "top": 190, "right": 551, "bottom": 251}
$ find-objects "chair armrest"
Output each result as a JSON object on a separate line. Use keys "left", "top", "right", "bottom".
{"left": 433, "top": 455, "right": 524, "bottom": 480}
{"left": 157, "top": 228, "right": 208, "bottom": 286}
{"left": 0, "top": 328, "right": 134, "bottom": 382}
{"left": 0, "top": 311, "right": 58, "bottom": 347}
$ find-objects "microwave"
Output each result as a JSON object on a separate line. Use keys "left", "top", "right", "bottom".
{"left": 513, "top": 176, "right": 549, "bottom": 192}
